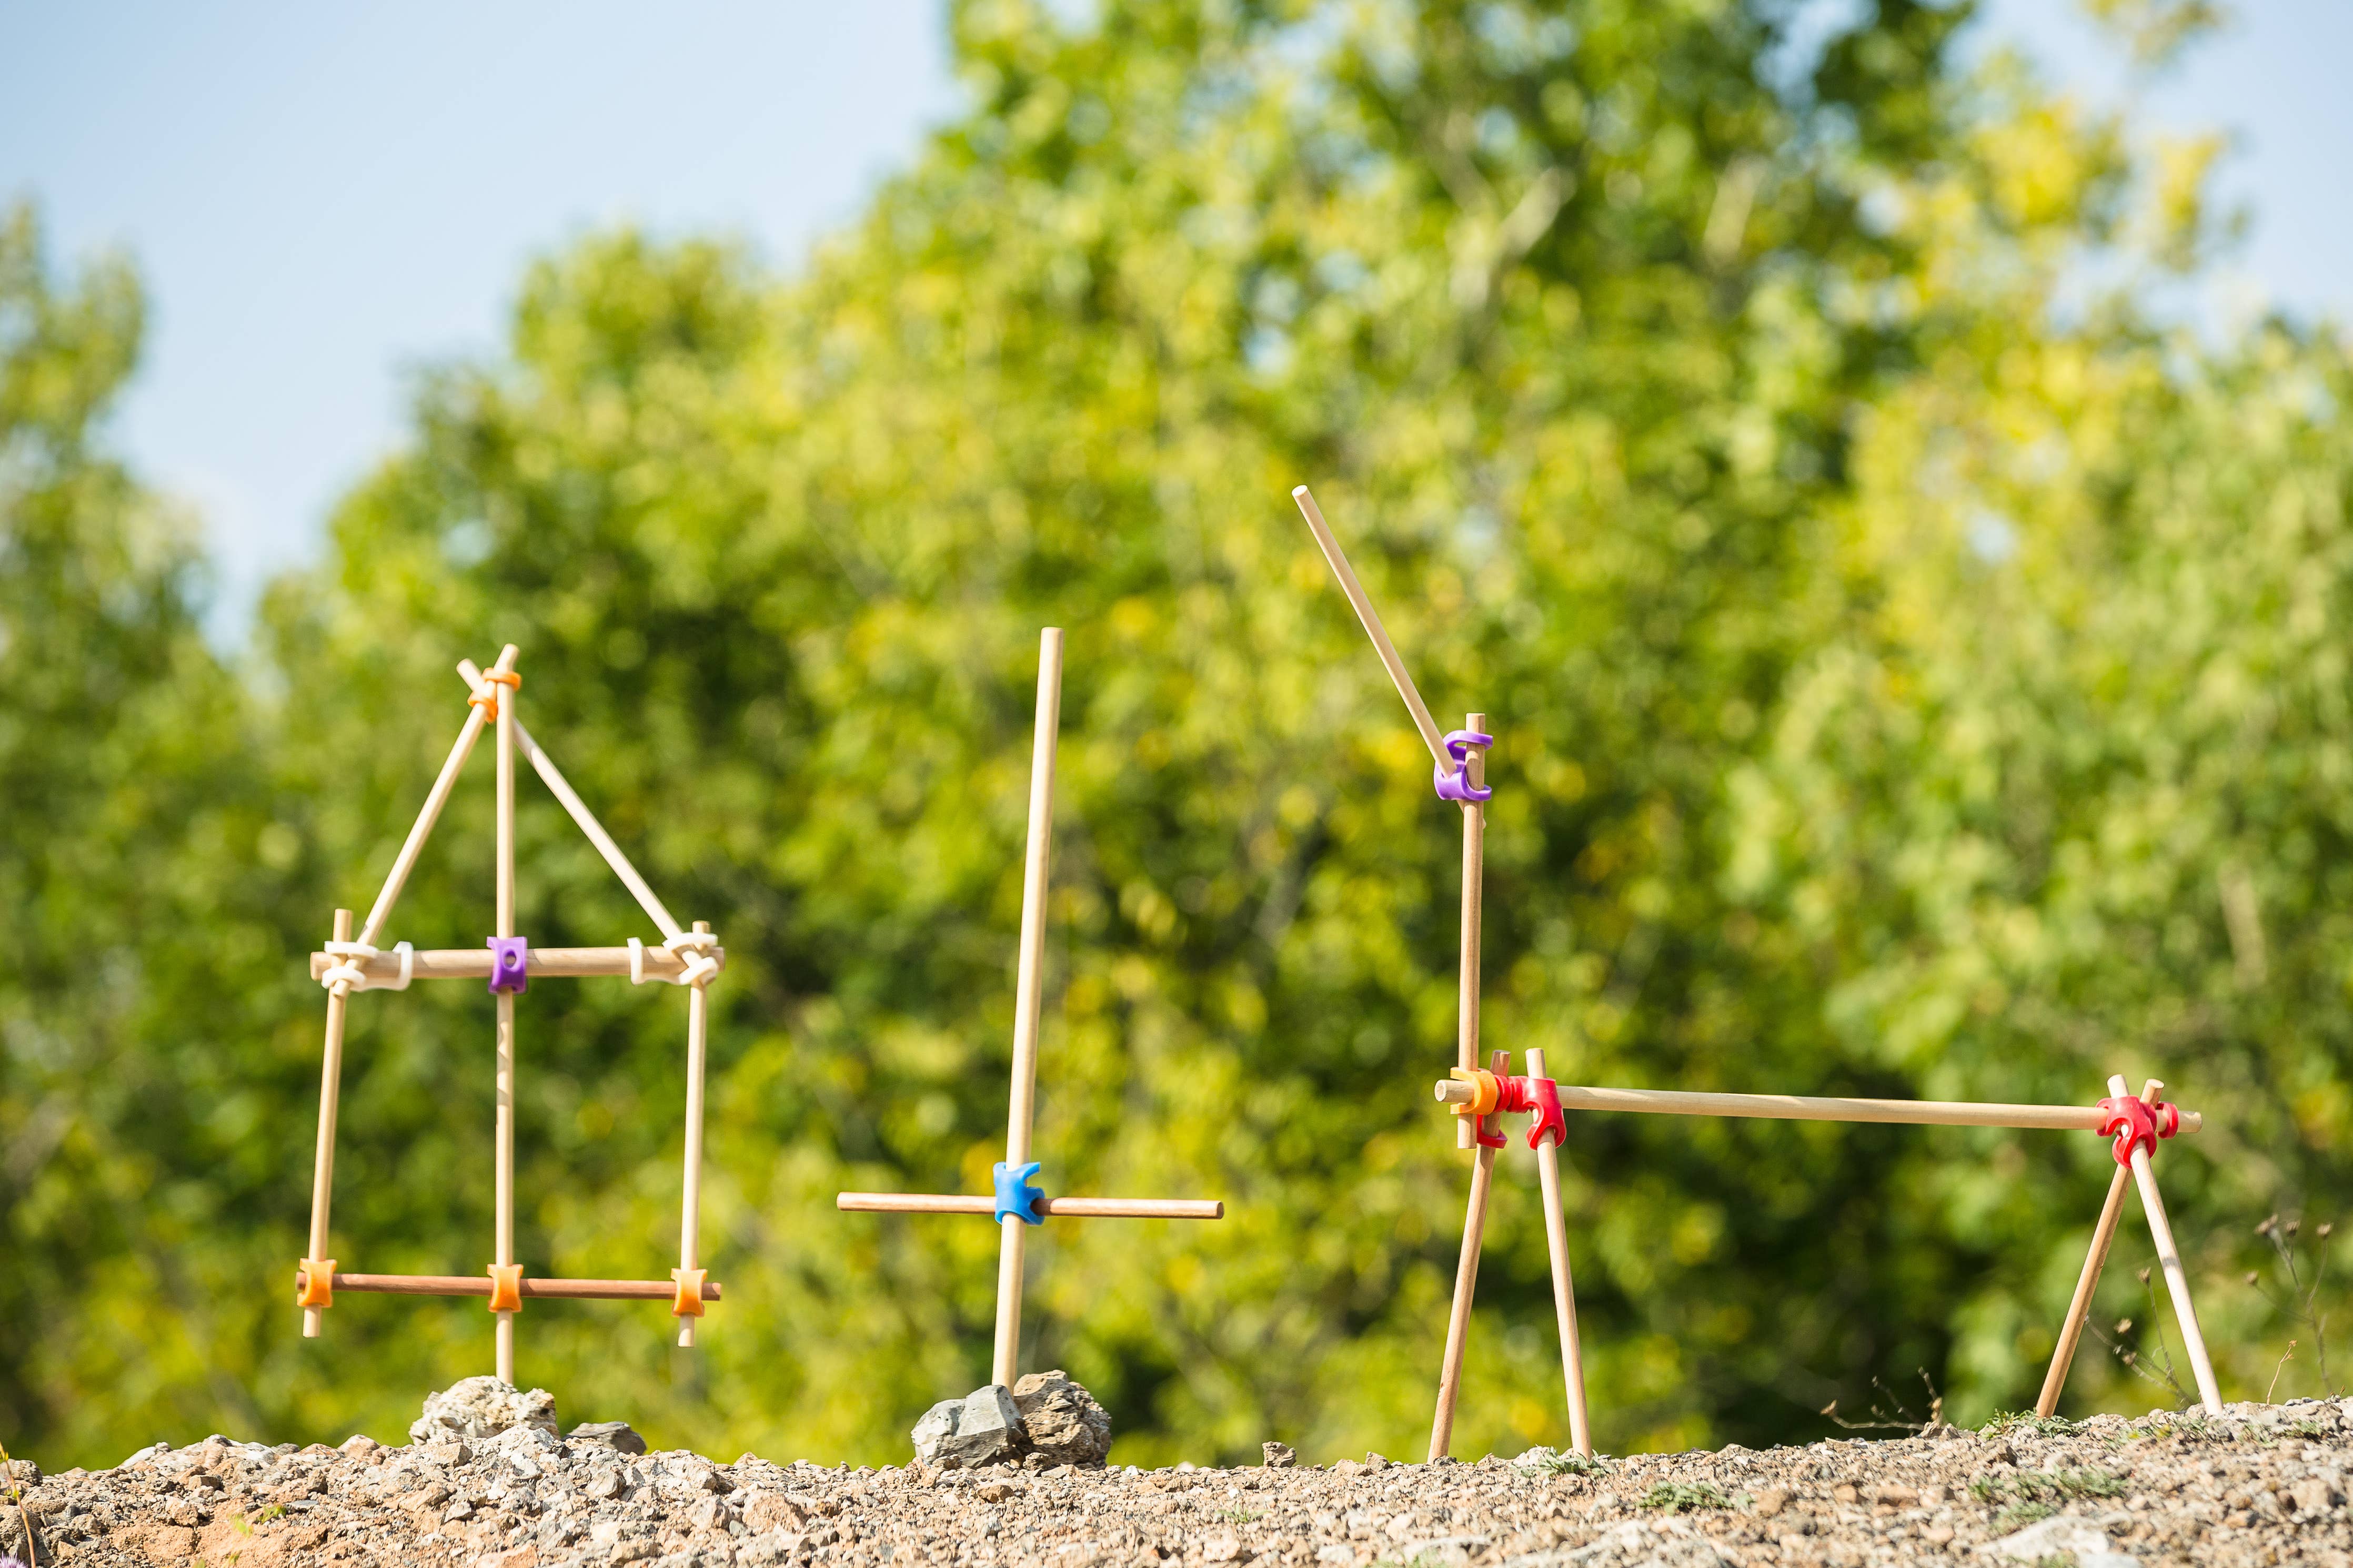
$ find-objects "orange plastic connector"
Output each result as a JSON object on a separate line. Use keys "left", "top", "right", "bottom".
{"left": 671, "top": 1268, "right": 708, "bottom": 1318}
{"left": 468, "top": 670, "right": 521, "bottom": 721}
{"left": 296, "top": 1258, "right": 336, "bottom": 1310}
{"left": 1447, "top": 1067, "right": 1502, "bottom": 1119}
{"left": 486, "top": 1263, "right": 524, "bottom": 1313}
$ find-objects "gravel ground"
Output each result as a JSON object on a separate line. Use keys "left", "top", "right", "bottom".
{"left": 4, "top": 1397, "right": 2347, "bottom": 1567}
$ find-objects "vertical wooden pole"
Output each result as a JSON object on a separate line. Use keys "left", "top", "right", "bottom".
{"left": 2034, "top": 1075, "right": 2154, "bottom": 1417}
{"left": 992, "top": 628, "right": 1063, "bottom": 1390}
{"left": 677, "top": 919, "right": 712, "bottom": 1349}
{"left": 303, "top": 907, "right": 355, "bottom": 1338}
{"left": 1454, "top": 714, "right": 1485, "bottom": 1149}
{"left": 1430, "top": 1047, "right": 1508, "bottom": 1460}
{"left": 494, "top": 660, "right": 518, "bottom": 1384}
{"left": 1525, "top": 1047, "right": 1591, "bottom": 1456}
{"left": 2119, "top": 1074, "right": 2223, "bottom": 1413}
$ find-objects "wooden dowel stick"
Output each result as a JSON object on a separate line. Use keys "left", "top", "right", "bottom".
{"left": 677, "top": 919, "right": 711, "bottom": 1349}
{"left": 2035, "top": 1076, "right": 2155, "bottom": 1417}
{"left": 992, "top": 628, "right": 1063, "bottom": 1391}
{"left": 1525, "top": 1048, "right": 1591, "bottom": 1456}
{"left": 2117, "top": 1073, "right": 2223, "bottom": 1413}
{"left": 354, "top": 645, "right": 517, "bottom": 950}
{"left": 303, "top": 907, "right": 355, "bottom": 1339}
{"left": 298, "top": 1271, "right": 723, "bottom": 1301}
{"left": 1430, "top": 1124, "right": 1501, "bottom": 1461}
{"left": 1455, "top": 713, "right": 1485, "bottom": 1150}
{"left": 455, "top": 659, "right": 682, "bottom": 939}
{"left": 309, "top": 944, "right": 726, "bottom": 983}
{"left": 495, "top": 656, "right": 518, "bottom": 1385}
{"left": 1440, "top": 1082, "right": 2201, "bottom": 1135}
{"left": 835, "top": 1194, "right": 1225, "bottom": 1219}
{"left": 1291, "top": 486, "right": 1449, "bottom": 767}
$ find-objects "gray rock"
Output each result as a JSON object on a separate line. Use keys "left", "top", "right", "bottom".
{"left": 1982, "top": 1513, "right": 2134, "bottom": 1567}
{"left": 1012, "top": 1370, "right": 1112, "bottom": 1467}
{"left": 911, "top": 1385, "right": 1027, "bottom": 1469}
{"left": 569, "top": 1420, "right": 649, "bottom": 1456}
{"left": 409, "top": 1377, "right": 558, "bottom": 1445}
{"left": 1262, "top": 1440, "right": 1296, "bottom": 1468}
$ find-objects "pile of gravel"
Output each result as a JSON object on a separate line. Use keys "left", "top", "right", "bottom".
{"left": 3, "top": 1391, "right": 2346, "bottom": 1566}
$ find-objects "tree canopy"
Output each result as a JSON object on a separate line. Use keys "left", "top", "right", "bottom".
{"left": 5, "top": 0, "right": 2350, "bottom": 1468}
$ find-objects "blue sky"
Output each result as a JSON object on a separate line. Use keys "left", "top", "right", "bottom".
{"left": 2, "top": 2, "right": 2346, "bottom": 642}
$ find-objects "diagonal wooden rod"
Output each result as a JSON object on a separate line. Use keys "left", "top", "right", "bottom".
{"left": 993, "top": 628, "right": 1063, "bottom": 1390}
{"left": 1429, "top": 1048, "right": 1511, "bottom": 1461}
{"left": 2035, "top": 1076, "right": 2156, "bottom": 1417}
{"left": 351, "top": 645, "right": 518, "bottom": 954}
{"left": 456, "top": 658, "right": 682, "bottom": 939}
{"left": 1526, "top": 1047, "right": 1592, "bottom": 1456}
{"left": 1291, "top": 486, "right": 1449, "bottom": 767}
{"left": 2118, "top": 1073, "right": 2224, "bottom": 1414}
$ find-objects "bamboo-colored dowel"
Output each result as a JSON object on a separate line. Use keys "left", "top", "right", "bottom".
{"left": 835, "top": 1194, "right": 1225, "bottom": 1219}
{"left": 494, "top": 657, "right": 518, "bottom": 1385}
{"left": 354, "top": 645, "right": 518, "bottom": 950}
{"left": 303, "top": 907, "right": 356, "bottom": 1339}
{"left": 992, "top": 628, "right": 1063, "bottom": 1391}
{"left": 1433, "top": 1081, "right": 2203, "bottom": 1135}
{"left": 454, "top": 658, "right": 683, "bottom": 940}
{"left": 1525, "top": 1047, "right": 1591, "bottom": 1456}
{"left": 2119, "top": 1073, "right": 2223, "bottom": 1414}
{"left": 677, "top": 919, "right": 711, "bottom": 1350}
{"left": 2035, "top": 1076, "right": 2155, "bottom": 1417}
{"left": 308, "top": 944, "right": 726, "bottom": 984}
{"left": 1455, "top": 713, "right": 1485, "bottom": 1150}
{"left": 297, "top": 1271, "right": 723, "bottom": 1301}
{"left": 1430, "top": 1047, "right": 1510, "bottom": 1460}
{"left": 1290, "top": 486, "right": 1449, "bottom": 767}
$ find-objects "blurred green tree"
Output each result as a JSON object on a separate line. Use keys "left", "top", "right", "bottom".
{"left": 9, "top": 0, "right": 2351, "bottom": 1469}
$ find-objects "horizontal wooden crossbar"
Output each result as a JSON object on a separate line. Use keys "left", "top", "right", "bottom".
{"left": 836, "top": 1193, "right": 1224, "bottom": 1220}
{"left": 307, "top": 945, "right": 726, "bottom": 984}
{"left": 296, "top": 1271, "right": 722, "bottom": 1301}
{"left": 1436, "top": 1079, "right": 2203, "bottom": 1135}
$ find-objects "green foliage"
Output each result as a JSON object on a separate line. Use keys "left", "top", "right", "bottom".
{"left": 1638, "top": 1480, "right": 1735, "bottom": 1512}
{"left": 1969, "top": 1468, "right": 2127, "bottom": 1505}
{"left": 4, "top": 0, "right": 2351, "bottom": 1472}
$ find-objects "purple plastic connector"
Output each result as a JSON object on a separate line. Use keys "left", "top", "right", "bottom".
{"left": 487, "top": 936, "right": 529, "bottom": 994}
{"left": 1433, "top": 728, "right": 1494, "bottom": 803}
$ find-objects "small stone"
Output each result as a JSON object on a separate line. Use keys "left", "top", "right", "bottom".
{"left": 1985, "top": 1514, "right": 2128, "bottom": 1565}
{"left": 1262, "top": 1441, "right": 1296, "bottom": 1469}
{"left": 919, "top": 1385, "right": 1023, "bottom": 1469}
{"left": 410, "top": 1377, "right": 558, "bottom": 1446}
{"left": 1011, "top": 1370, "right": 1113, "bottom": 1468}
{"left": 338, "top": 1434, "right": 383, "bottom": 1461}
{"left": 1203, "top": 1534, "right": 1243, "bottom": 1562}
{"left": 567, "top": 1421, "right": 647, "bottom": 1456}
{"left": 740, "top": 1492, "right": 806, "bottom": 1533}
{"left": 1751, "top": 1488, "right": 1787, "bottom": 1517}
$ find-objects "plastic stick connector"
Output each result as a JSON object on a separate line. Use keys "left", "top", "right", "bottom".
{"left": 296, "top": 1258, "right": 336, "bottom": 1310}
{"left": 486, "top": 1263, "right": 524, "bottom": 1313}
{"left": 487, "top": 936, "right": 529, "bottom": 995}
{"left": 1434, "top": 729, "right": 1494, "bottom": 803}
{"left": 1525, "top": 1076, "right": 1566, "bottom": 1151}
{"left": 671, "top": 1267, "right": 708, "bottom": 1318}
{"left": 993, "top": 1160, "right": 1047, "bottom": 1226}
{"left": 2096, "top": 1094, "right": 2180, "bottom": 1167}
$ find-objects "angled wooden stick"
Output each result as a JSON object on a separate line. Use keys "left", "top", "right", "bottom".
{"left": 2035, "top": 1075, "right": 2156, "bottom": 1417}
{"left": 993, "top": 628, "right": 1063, "bottom": 1390}
{"left": 1525, "top": 1047, "right": 1591, "bottom": 1455}
{"left": 351, "top": 645, "right": 519, "bottom": 952}
{"left": 494, "top": 659, "right": 519, "bottom": 1384}
{"left": 303, "top": 906, "right": 355, "bottom": 1339}
{"left": 1429, "top": 1048, "right": 1509, "bottom": 1460}
{"left": 1291, "top": 486, "right": 1447, "bottom": 766}
{"left": 2118, "top": 1074, "right": 2224, "bottom": 1413}
{"left": 455, "top": 658, "right": 683, "bottom": 939}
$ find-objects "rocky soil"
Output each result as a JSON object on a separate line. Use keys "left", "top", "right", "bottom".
{"left": 4, "top": 1392, "right": 2349, "bottom": 1568}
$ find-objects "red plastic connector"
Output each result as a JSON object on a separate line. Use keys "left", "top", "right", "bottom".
{"left": 2096, "top": 1094, "right": 2181, "bottom": 1167}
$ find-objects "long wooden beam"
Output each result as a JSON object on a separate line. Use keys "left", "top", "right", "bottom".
{"left": 837, "top": 1193, "right": 1223, "bottom": 1220}
{"left": 298, "top": 1271, "right": 722, "bottom": 1301}
{"left": 308, "top": 944, "right": 725, "bottom": 984}
{"left": 1434, "top": 1079, "right": 2203, "bottom": 1135}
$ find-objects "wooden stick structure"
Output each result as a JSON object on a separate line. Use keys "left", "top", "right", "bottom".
{"left": 836, "top": 628, "right": 1223, "bottom": 1392}
{"left": 2035, "top": 1077, "right": 2154, "bottom": 1417}
{"left": 297, "top": 647, "right": 723, "bottom": 1384}
{"left": 1430, "top": 1051, "right": 1506, "bottom": 1461}
{"left": 1525, "top": 1047, "right": 1591, "bottom": 1457}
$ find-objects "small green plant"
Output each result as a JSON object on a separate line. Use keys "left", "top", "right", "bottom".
{"left": 2093, "top": 1266, "right": 2195, "bottom": 1410}
{"left": 1970, "top": 1469, "right": 2126, "bottom": 1506}
{"left": 1821, "top": 1370, "right": 1946, "bottom": 1434}
{"left": 1982, "top": 1411, "right": 2080, "bottom": 1438}
{"left": 1640, "top": 1482, "right": 1735, "bottom": 1513}
{"left": 1516, "top": 1449, "right": 1603, "bottom": 1477}
{"left": 1216, "top": 1507, "right": 1262, "bottom": 1525}
{"left": 2246, "top": 1213, "right": 2338, "bottom": 1399}
{"left": 1991, "top": 1501, "right": 2056, "bottom": 1531}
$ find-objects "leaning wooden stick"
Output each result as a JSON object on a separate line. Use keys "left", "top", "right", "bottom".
{"left": 302, "top": 907, "right": 356, "bottom": 1339}
{"left": 493, "top": 660, "right": 520, "bottom": 1384}
{"left": 993, "top": 628, "right": 1064, "bottom": 1390}
{"left": 1291, "top": 487, "right": 1448, "bottom": 765}
{"left": 1429, "top": 1048, "right": 1510, "bottom": 1461}
{"left": 356, "top": 644, "right": 519, "bottom": 950}
{"left": 2116, "top": 1073, "right": 2224, "bottom": 1413}
{"left": 455, "top": 658, "right": 683, "bottom": 939}
{"left": 1525, "top": 1047, "right": 1592, "bottom": 1456}
{"left": 2035, "top": 1076, "right": 2157, "bottom": 1417}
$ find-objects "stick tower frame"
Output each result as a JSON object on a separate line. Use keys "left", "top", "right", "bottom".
{"left": 836, "top": 628, "right": 1223, "bottom": 1389}
{"left": 296, "top": 647, "right": 725, "bottom": 1383}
